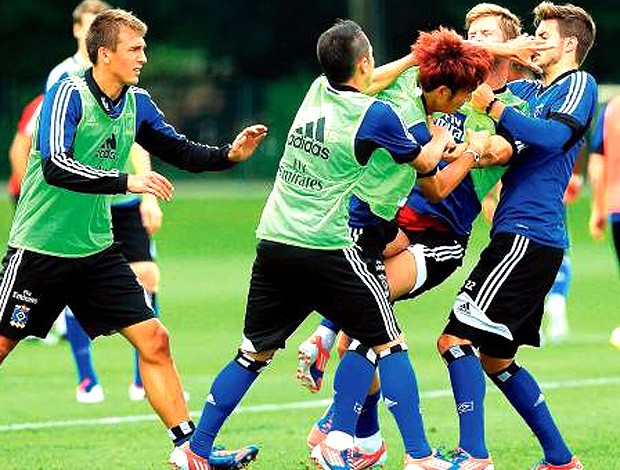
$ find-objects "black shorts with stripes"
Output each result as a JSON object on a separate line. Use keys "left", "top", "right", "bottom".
{"left": 242, "top": 240, "right": 400, "bottom": 352}
{"left": 0, "top": 244, "right": 155, "bottom": 340}
{"left": 443, "top": 232, "right": 563, "bottom": 358}
{"left": 396, "top": 228, "right": 468, "bottom": 301}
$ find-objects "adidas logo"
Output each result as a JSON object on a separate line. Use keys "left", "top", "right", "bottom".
{"left": 206, "top": 393, "right": 216, "bottom": 406}
{"left": 383, "top": 397, "right": 398, "bottom": 409}
{"left": 456, "top": 302, "right": 470, "bottom": 316}
{"left": 286, "top": 117, "right": 330, "bottom": 160}
{"left": 534, "top": 393, "right": 545, "bottom": 407}
{"left": 97, "top": 133, "right": 117, "bottom": 160}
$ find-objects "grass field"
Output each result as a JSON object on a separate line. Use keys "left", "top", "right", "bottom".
{"left": 0, "top": 182, "right": 618, "bottom": 469}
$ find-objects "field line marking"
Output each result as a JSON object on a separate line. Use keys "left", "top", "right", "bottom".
{"left": 1, "top": 376, "right": 618, "bottom": 433}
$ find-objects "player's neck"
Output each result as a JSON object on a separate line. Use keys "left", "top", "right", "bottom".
{"left": 486, "top": 70, "right": 508, "bottom": 91}
{"left": 76, "top": 43, "right": 91, "bottom": 68}
{"left": 340, "top": 71, "right": 369, "bottom": 93}
{"left": 92, "top": 67, "right": 124, "bottom": 100}
{"left": 542, "top": 58, "right": 579, "bottom": 85}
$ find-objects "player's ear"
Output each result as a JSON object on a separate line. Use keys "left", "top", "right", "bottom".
{"left": 564, "top": 36, "right": 578, "bottom": 54}
{"left": 437, "top": 85, "right": 452, "bottom": 100}
{"left": 99, "top": 46, "right": 111, "bottom": 64}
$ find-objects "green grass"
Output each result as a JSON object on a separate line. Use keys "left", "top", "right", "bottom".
{"left": 0, "top": 183, "right": 618, "bottom": 469}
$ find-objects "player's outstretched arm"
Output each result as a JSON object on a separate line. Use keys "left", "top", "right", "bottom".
{"left": 228, "top": 125, "right": 268, "bottom": 162}
{"left": 365, "top": 53, "right": 416, "bottom": 96}
{"left": 472, "top": 35, "right": 552, "bottom": 74}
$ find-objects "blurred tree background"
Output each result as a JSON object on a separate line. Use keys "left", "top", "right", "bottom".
{"left": 1, "top": 0, "right": 618, "bottom": 181}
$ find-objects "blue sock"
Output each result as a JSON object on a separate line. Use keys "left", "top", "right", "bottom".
{"left": 65, "top": 309, "right": 98, "bottom": 388}
{"left": 190, "top": 353, "right": 267, "bottom": 458}
{"left": 133, "top": 349, "right": 142, "bottom": 387}
{"left": 490, "top": 364, "right": 572, "bottom": 465}
{"left": 331, "top": 346, "right": 376, "bottom": 437}
{"left": 355, "top": 389, "right": 381, "bottom": 438}
{"left": 443, "top": 345, "right": 488, "bottom": 458}
{"left": 378, "top": 347, "right": 431, "bottom": 459}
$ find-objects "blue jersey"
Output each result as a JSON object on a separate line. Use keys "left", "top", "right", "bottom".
{"left": 38, "top": 81, "right": 186, "bottom": 162}
{"left": 494, "top": 71, "right": 597, "bottom": 248}
{"left": 403, "top": 110, "right": 480, "bottom": 236}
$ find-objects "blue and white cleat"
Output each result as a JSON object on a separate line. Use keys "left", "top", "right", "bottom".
{"left": 297, "top": 335, "right": 331, "bottom": 393}
{"left": 311, "top": 441, "right": 386, "bottom": 470}
{"left": 449, "top": 447, "right": 494, "bottom": 469}
{"left": 404, "top": 449, "right": 453, "bottom": 470}
{"left": 169, "top": 442, "right": 259, "bottom": 470}
{"left": 209, "top": 444, "right": 259, "bottom": 468}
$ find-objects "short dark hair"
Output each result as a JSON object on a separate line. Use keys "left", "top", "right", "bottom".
{"left": 86, "top": 9, "right": 147, "bottom": 64}
{"left": 534, "top": 2, "right": 596, "bottom": 65}
{"left": 316, "top": 19, "right": 370, "bottom": 84}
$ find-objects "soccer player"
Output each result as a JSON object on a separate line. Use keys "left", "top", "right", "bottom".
{"left": 589, "top": 98, "right": 620, "bottom": 265}
{"left": 300, "top": 6, "right": 527, "bottom": 463}
{"left": 0, "top": 8, "right": 266, "bottom": 461}
{"left": 8, "top": 95, "right": 44, "bottom": 206}
{"left": 439, "top": 2, "right": 597, "bottom": 468}
{"left": 42, "top": 0, "right": 165, "bottom": 404}
{"left": 588, "top": 96, "right": 620, "bottom": 349}
{"left": 169, "top": 19, "right": 465, "bottom": 470}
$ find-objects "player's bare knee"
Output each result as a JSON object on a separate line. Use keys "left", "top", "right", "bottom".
{"left": 139, "top": 324, "right": 171, "bottom": 364}
{"left": 131, "top": 261, "right": 160, "bottom": 293}
{"left": 0, "top": 337, "right": 19, "bottom": 365}
{"left": 371, "top": 335, "right": 405, "bottom": 354}
{"left": 479, "top": 352, "right": 514, "bottom": 374}
{"left": 0, "top": 347, "right": 8, "bottom": 365}
{"left": 436, "top": 333, "right": 472, "bottom": 355}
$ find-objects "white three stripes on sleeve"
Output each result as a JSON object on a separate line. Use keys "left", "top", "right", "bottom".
{"left": 48, "top": 80, "right": 120, "bottom": 179}
{"left": 557, "top": 72, "right": 587, "bottom": 116}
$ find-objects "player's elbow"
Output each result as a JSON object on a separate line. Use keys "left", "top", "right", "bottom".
{"left": 42, "top": 158, "right": 66, "bottom": 188}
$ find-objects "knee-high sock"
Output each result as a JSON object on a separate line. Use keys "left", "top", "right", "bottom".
{"left": 443, "top": 345, "right": 488, "bottom": 458}
{"left": 355, "top": 390, "right": 381, "bottom": 439}
{"left": 330, "top": 344, "right": 376, "bottom": 441}
{"left": 489, "top": 363, "right": 572, "bottom": 465}
{"left": 65, "top": 308, "right": 98, "bottom": 388}
{"left": 190, "top": 352, "right": 269, "bottom": 458}
{"left": 378, "top": 345, "right": 431, "bottom": 459}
